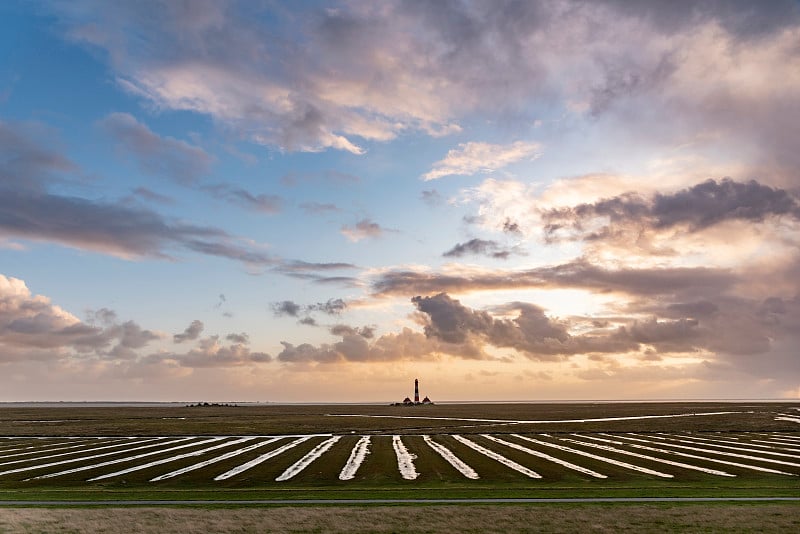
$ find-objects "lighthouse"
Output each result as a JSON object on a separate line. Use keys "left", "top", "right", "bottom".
{"left": 414, "top": 378, "right": 420, "bottom": 404}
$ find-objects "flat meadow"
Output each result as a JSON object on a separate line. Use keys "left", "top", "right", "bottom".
{"left": 1, "top": 401, "right": 798, "bottom": 532}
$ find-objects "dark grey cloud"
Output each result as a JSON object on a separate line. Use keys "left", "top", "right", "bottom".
{"left": 272, "top": 259, "right": 360, "bottom": 286}
{"left": 330, "top": 324, "right": 374, "bottom": 339}
{"left": 308, "top": 298, "right": 347, "bottom": 315}
{"left": 271, "top": 300, "right": 301, "bottom": 317}
{"left": 100, "top": 112, "right": 213, "bottom": 185}
{"left": 174, "top": 320, "right": 204, "bottom": 343}
{"left": 373, "top": 258, "right": 736, "bottom": 300}
{"left": 225, "top": 332, "right": 249, "bottom": 344}
{"left": 412, "top": 293, "right": 638, "bottom": 360}
{"left": 443, "top": 238, "right": 517, "bottom": 260}
{"left": 502, "top": 218, "right": 522, "bottom": 234}
{"left": 543, "top": 179, "right": 800, "bottom": 242}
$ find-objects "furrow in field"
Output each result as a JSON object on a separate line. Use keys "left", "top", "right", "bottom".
{"left": 150, "top": 437, "right": 282, "bottom": 481}
{"left": 338, "top": 436, "right": 371, "bottom": 481}
{"left": 511, "top": 435, "right": 673, "bottom": 478}
{"left": 650, "top": 434, "right": 800, "bottom": 458}
{"left": 481, "top": 434, "right": 606, "bottom": 478}
{"left": 602, "top": 434, "right": 796, "bottom": 475}
{"left": 392, "top": 435, "right": 419, "bottom": 480}
{"left": 623, "top": 435, "right": 800, "bottom": 467}
{"left": 275, "top": 436, "right": 341, "bottom": 481}
{"left": 0, "top": 438, "right": 139, "bottom": 466}
{"left": 28, "top": 437, "right": 225, "bottom": 480}
{"left": 562, "top": 436, "right": 734, "bottom": 477}
{"left": 87, "top": 437, "right": 255, "bottom": 481}
{"left": 0, "top": 437, "right": 174, "bottom": 477}
{"left": 758, "top": 433, "right": 800, "bottom": 443}
{"left": 423, "top": 435, "right": 479, "bottom": 479}
{"left": 214, "top": 436, "right": 313, "bottom": 481}
{"left": 452, "top": 435, "right": 541, "bottom": 479}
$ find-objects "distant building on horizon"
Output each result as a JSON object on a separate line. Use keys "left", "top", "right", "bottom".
{"left": 392, "top": 378, "right": 433, "bottom": 406}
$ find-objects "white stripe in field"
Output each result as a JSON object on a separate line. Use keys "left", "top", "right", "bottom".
{"left": 631, "top": 435, "right": 800, "bottom": 468}
{"left": 28, "top": 437, "right": 225, "bottom": 480}
{"left": 0, "top": 438, "right": 136, "bottom": 465}
{"left": 751, "top": 439, "right": 800, "bottom": 452}
{"left": 761, "top": 434, "right": 800, "bottom": 445}
{"left": 602, "top": 434, "right": 795, "bottom": 475}
{"left": 88, "top": 437, "right": 255, "bottom": 481}
{"left": 770, "top": 433, "right": 800, "bottom": 442}
{"left": 328, "top": 411, "right": 741, "bottom": 425}
{"left": 0, "top": 437, "right": 175, "bottom": 477}
{"left": 481, "top": 434, "right": 606, "bottom": 479}
{"left": 452, "top": 435, "right": 541, "bottom": 479}
{"left": 275, "top": 436, "right": 342, "bottom": 481}
{"left": 339, "top": 436, "right": 371, "bottom": 481}
{"left": 393, "top": 436, "right": 419, "bottom": 480}
{"left": 215, "top": 436, "right": 314, "bottom": 481}
{"left": 561, "top": 436, "right": 734, "bottom": 477}
{"left": 151, "top": 437, "right": 283, "bottom": 481}
{"left": 511, "top": 435, "right": 673, "bottom": 478}
{"left": 650, "top": 434, "right": 800, "bottom": 459}
{"left": 423, "top": 435, "right": 479, "bottom": 480}
{"left": 775, "top": 416, "right": 800, "bottom": 424}
{"left": 0, "top": 439, "right": 99, "bottom": 458}
{"left": 754, "top": 436, "right": 800, "bottom": 447}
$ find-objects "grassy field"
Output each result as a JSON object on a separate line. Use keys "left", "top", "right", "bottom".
{"left": 2, "top": 401, "right": 799, "bottom": 436}
{"left": 0, "top": 401, "right": 798, "bottom": 532}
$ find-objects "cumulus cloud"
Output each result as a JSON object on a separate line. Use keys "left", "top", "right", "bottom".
{"left": 276, "top": 326, "right": 487, "bottom": 364}
{"left": 271, "top": 300, "right": 301, "bottom": 317}
{"left": 173, "top": 320, "right": 204, "bottom": 343}
{"left": 0, "top": 274, "right": 160, "bottom": 361}
{"left": 412, "top": 293, "right": 638, "bottom": 360}
{"left": 154, "top": 334, "right": 270, "bottom": 368}
{"left": 422, "top": 141, "right": 540, "bottom": 181}
{"left": 341, "top": 219, "right": 385, "bottom": 242}
{"left": 100, "top": 112, "right": 213, "bottom": 184}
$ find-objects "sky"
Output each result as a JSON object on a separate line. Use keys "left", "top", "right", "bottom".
{"left": 1, "top": 0, "right": 799, "bottom": 402}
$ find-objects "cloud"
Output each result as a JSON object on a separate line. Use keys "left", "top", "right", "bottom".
{"left": 412, "top": 293, "right": 638, "bottom": 360}
{"left": 129, "top": 187, "right": 174, "bottom": 205}
{"left": 299, "top": 202, "right": 340, "bottom": 215}
{"left": 543, "top": 178, "right": 800, "bottom": 242}
{"left": 0, "top": 274, "right": 160, "bottom": 361}
{"left": 422, "top": 141, "right": 540, "bottom": 181}
{"left": 276, "top": 326, "right": 487, "bottom": 364}
{"left": 203, "top": 184, "right": 282, "bottom": 214}
{"left": 308, "top": 298, "right": 347, "bottom": 315}
{"left": 420, "top": 189, "right": 442, "bottom": 207}
{"left": 341, "top": 219, "right": 385, "bottom": 242}
{"left": 173, "top": 320, "right": 204, "bottom": 343}
{"left": 271, "top": 301, "right": 301, "bottom": 317}
{"left": 100, "top": 112, "right": 213, "bottom": 184}
{"left": 442, "top": 238, "right": 517, "bottom": 260}
{"left": 373, "top": 258, "right": 737, "bottom": 300}
{"left": 0, "top": 119, "right": 76, "bottom": 192}
{"left": 154, "top": 334, "right": 271, "bottom": 368}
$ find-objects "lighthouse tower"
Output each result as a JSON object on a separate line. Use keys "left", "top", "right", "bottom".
{"left": 414, "top": 378, "right": 420, "bottom": 404}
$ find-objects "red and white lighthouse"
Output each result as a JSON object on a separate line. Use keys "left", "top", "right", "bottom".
{"left": 414, "top": 378, "right": 420, "bottom": 404}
